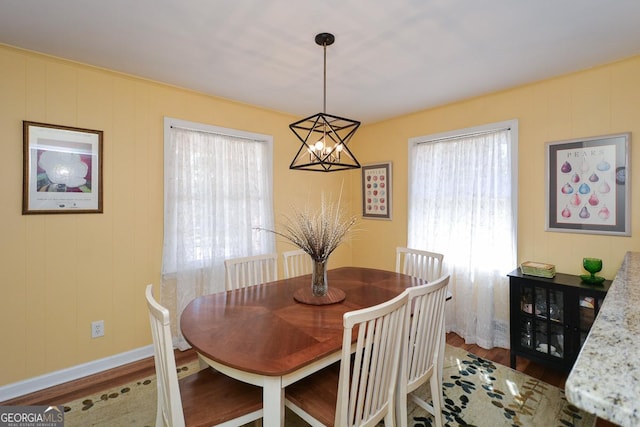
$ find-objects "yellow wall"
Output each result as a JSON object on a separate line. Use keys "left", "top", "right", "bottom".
{"left": 2, "top": 42, "right": 639, "bottom": 388}
{"left": 0, "top": 44, "right": 354, "bottom": 386}
{"left": 350, "top": 56, "right": 640, "bottom": 281}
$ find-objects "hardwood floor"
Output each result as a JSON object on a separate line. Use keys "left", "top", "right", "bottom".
{"left": 0, "top": 349, "right": 197, "bottom": 406}
{"left": 2, "top": 333, "right": 617, "bottom": 426}
{"left": 446, "top": 333, "right": 567, "bottom": 388}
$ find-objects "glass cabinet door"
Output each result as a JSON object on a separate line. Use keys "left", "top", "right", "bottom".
{"left": 533, "top": 286, "right": 564, "bottom": 359}
{"left": 519, "top": 286, "right": 534, "bottom": 349}
{"left": 578, "top": 294, "right": 603, "bottom": 347}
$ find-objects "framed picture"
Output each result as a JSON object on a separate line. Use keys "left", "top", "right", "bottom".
{"left": 545, "top": 133, "right": 630, "bottom": 236}
{"left": 23, "top": 121, "right": 103, "bottom": 214}
{"left": 362, "top": 162, "right": 392, "bottom": 220}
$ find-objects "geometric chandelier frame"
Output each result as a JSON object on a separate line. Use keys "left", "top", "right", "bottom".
{"left": 289, "top": 33, "right": 361, "bottom": 172}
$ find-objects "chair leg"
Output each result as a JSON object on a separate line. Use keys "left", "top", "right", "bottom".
{"left": 429, "top": 374, "right": 444, "bottom": 427}
{"left": 395, "top": 386, "right": 408, "bottom": 427}
{"left": 155, "top": 390, "right": 163, "bottom": 427}
{"left": 385, "top": 409, "right": 396, "bottom": 427}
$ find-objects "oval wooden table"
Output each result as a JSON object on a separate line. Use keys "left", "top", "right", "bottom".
{"left": 180, "top": 266, "right": 421, "bottom": 427}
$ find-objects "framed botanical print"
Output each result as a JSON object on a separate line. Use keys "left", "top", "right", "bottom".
{"left": 545, "top": 133, "right": 630, "bottom": 235}
{"left": 23, "top": 121, "right": 103, "bottom": 214}
{"left": 362, "top": 162, "right": 392, "bottom": 220}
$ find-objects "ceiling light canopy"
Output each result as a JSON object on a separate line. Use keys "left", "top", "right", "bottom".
{"left": 289, "top": 33, "right": 361, "bottom": 172}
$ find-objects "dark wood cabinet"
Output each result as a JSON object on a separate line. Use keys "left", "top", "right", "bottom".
{"left": 508, "top": 269, "right": 611, "bottom": 372}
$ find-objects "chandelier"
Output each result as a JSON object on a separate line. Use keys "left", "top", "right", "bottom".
{"left": 289, "top": 33, "right": 361, "bottom": 172}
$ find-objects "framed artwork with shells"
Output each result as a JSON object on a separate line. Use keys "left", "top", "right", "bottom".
{"left": 23, "top": 121, "right": 103, "bottom": 214}
{"left": 545, "top": 133, "right": 630, "bottom": 236}
{"left": 362, "top": 162, "right": 392, "bottom": 220}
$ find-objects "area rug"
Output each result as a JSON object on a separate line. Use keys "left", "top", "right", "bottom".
{"left": 409, "top": 346, "right": 595, "bottom": 427}
{"left": 61, "top": 345, "right": 596, "bottom": 426}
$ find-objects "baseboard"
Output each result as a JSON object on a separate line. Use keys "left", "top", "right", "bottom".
{"left": 0, "top": 345, "right": 154, "bottom": 402}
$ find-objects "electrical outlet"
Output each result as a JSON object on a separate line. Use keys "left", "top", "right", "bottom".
{"left": 91, "top": 320, "right": 104, "bottom": 338}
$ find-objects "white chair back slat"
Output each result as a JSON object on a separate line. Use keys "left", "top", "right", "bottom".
{"left": 395, "top": 247, "right": 444, "bottom": 283}
{"left": 396, "top": 274, "right": 450, "bottom": 427}
{"left": 224, "top": 253, "right": 278, "bottom": 291}
{"left": 339, "top": 291, "right": 408, "bottom": 426}
{"left": 283, "top": 249, "right": 313, "bottom": 278}
{"left": 146, "top": 285, "right": 187, "bottom": 427}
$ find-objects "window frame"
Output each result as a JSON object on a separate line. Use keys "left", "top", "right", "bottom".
{"left": 162, "top": 116, "right": 274, "bottom": 274}
{"left": 407, "top": 119, "right": 519, "bottom": 253}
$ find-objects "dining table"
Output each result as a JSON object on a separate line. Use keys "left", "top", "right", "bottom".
{"left": 180, "top": 266, "right": 422, "bottom": 427}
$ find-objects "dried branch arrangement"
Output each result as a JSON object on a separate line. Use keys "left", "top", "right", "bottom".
{"left": 257, "top": 194, "right": 357, "bottom": 261}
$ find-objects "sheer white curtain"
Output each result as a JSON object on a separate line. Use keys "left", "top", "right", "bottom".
{"left": 408, "top": 121, "right": 517, "bottom": 349}
{"left": 162, "top": 118, "right": 275, "bottom": 349}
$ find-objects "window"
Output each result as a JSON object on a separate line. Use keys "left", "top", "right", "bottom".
{"left": 408, "top": 120, "right": 517, "bottom": 348}
{"left": 162, "top": 117, "right": 274, "bottom": 348}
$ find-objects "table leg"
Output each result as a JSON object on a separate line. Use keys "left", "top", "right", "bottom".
{"left": 262, "top": 376, "right": 284, "bottom": 427}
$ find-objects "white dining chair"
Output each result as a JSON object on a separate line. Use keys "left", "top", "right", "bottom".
{"left": 395, "top": 247, "right": 444, "bottom": 283}
{"left": 224, "top": 253, "right": 278, "bottom": 291}
{"left": 283, "top": 249, "right": 313, "bottom": 279}
{"left": 145, "top": 284, "right": 263, "bottom": 427}
{"left": 396, "top": 274, "right": 450, "bottom": 427}
{"left": 285, "top": 290, "right": 408, "bottom": 426}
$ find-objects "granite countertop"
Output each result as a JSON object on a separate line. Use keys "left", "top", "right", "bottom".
{"left": 565, "top": 251, "right": 640, "bottom": 427}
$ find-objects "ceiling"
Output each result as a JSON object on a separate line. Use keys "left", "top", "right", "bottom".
{"left": 1, "top": 1, "right": 640, "bottom": 124}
